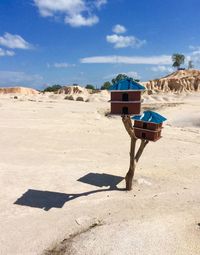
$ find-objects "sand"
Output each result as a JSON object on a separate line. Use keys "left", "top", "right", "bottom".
{"left": 0, "top": 92, "right": 200, "bottom": 254}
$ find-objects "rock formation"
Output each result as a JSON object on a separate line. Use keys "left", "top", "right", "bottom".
{"left": 58, "top": 86, "right": 87, "bottom": 95}
{"left": 143, "top": 69, "right": 200, "bottom": 93}
{"left": 0, "top": 87, "right": 39, "bottom": 95}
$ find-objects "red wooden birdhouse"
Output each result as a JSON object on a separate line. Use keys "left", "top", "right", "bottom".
{"left": 109, "top": 78, "right": 145, "bottom": 115}
{"left": 132, "top": 111, "right": 167, "bottom": 142}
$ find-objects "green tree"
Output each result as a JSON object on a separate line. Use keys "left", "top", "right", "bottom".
{"left": 111, "top": 74, "right": 129, "bottom": 84}
{"left": 101, "top": 81, "right": 111, "bottom": 90}
{"left": 85, "top": 84, "right": 95, "bottom": 90}
{"left": 43, "top": 84, "right": 62, "bottom": 92}
{"left": 101, "top": 74, "right": 140, "bottom": 90}
{"left": 172, "top": 53, "right": 185, "bottom": 70}
{"left": 188, "top": 60, "right": 194, "bottom": 69}
{"left": 111, "top": 74, "right": 140, "bottom": 84}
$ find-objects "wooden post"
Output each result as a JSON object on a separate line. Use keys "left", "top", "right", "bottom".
{"left": 122, "top": 116, "right": 149, "bottom": 190}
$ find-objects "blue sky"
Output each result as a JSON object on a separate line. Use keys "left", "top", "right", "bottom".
{"left": 0, "top": 0, "right": 200, "bottom": 89}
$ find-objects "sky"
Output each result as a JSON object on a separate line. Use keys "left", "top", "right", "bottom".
{"left": 0, "top": 0, "right": 200, "bottom": 89}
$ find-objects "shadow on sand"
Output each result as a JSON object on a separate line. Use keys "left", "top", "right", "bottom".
{"left": 14, "top": 173, "right": 124, "bottom": 211}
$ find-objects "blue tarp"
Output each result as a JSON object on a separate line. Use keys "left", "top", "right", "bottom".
{"left": 109, "top": 78, "right": 145, "bottom": 91}
{"left": 132, "top": 111, "right": 167, "bottom": 124}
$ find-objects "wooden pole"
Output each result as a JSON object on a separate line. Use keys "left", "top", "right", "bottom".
{"left": 122, "top": 116, "right": 149, "bottom": 190}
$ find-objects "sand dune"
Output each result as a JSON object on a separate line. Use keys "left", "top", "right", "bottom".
{"left": 0, "top": 92, "right": 200, "bottom": 254}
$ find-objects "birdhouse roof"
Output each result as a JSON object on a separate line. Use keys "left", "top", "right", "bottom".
{"left": 132, "top": 111, "right": 167, "bottom": 124}
{"left": 109, "top": 78, "right": 145, "bottom": 91}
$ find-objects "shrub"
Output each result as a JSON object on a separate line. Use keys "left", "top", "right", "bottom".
{"left": 76, "top": 96, "right": 84, "bottom": 101}
{"left": 101, "top": 81, "right": 111, "bottom": 90}
{"left": 86, "top": 84, "right": 95, "bottom": 90}
{"left": 43, "top": 85, "right": 62, "bottom": 93}
{"left": 64, "top": 95, "right": 74, "bottom": 100}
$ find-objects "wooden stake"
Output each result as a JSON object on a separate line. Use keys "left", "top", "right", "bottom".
{"left": 125, "top": 137, "right": 136, "bottom": 190}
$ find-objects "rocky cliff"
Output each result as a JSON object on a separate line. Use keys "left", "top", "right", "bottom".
{"left": 144, "top": 69, "right": 200, "bottom": 93}
{"left": 57, "top": 86, "right": 87, "bottom": 95}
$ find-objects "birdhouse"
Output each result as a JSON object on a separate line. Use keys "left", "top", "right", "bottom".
{"left": 132, "top": 111, "right": 167, "bottom": 142}
{"left": 109, "top": 78, "right": 145, "bottom": 115}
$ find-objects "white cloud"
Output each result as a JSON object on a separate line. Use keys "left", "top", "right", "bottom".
{"left": 150, "top": 65, "right": 173, "bottom": 73}
{"left": 189, "top": 47, "right": 200, "bottom": 64}
{"left": 33, "top": 0, "right": 106, "bottom": 27}
{"left": 0, "top": 71, "right": 43, "bottom": 86}
{"left": 189, "top": 45, "right": 200, "bottom": 51}
{"left": 54, "top": 62, "right": 76, "bottom": 68}
{"left": 106, "top": 34, "right": 146, "bottom": 48}
{"left": 95, "top": 0, "right": 107, "bottom": 9}
{"left": 34, "top": 0, "right": 85, "bottom": 16}
{"left": 113, "top": 24, "right": 126, "bottom": 34}
{"left": 0, "top": 48, "right": 15, "bottom": 57}
{"left": 0, "top": 33, "right": 31, "bottom": 49}
{"left": 126, "top": 71, "right": 140, "bottom": 79}
{"left": 107, "top": 24, "right": 145, "bottom": 49}
{"left": 80, "top": 55, "right": 171, "bottom": 65}
{"left": 191, "top": 53, "right": 200, "bottom": 64}
{"left": 65, "top": 14, "right": 99, "bottom": 27}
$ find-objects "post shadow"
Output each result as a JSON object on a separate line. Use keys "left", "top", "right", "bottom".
{"left": 14, "top": 173, "right": 124, "bottom": 211}
{"left": 77, "top": 172, "right": 124, "bottom": 189}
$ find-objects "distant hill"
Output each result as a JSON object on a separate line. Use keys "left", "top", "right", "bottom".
{"left": 0, "top": 86, "right": 38, "bottom": 95}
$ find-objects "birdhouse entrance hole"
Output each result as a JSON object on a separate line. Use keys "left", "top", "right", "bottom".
{"left": 122, "top": 93, "right": 129, "bottom": 101}
{"left": 122, "top": 107, "right": 129, "bottom": 114}
{"left": 142, "top": 132, "right": 146, "bottom": 139}
{"left": 143, "top": 122, "right": 147, "bottom": 129}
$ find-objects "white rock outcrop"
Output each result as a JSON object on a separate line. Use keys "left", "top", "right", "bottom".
{"left": 143, "top": 69, "right": 200, "bottom": 93}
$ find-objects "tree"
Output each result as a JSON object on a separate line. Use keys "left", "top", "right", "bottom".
{"left": 101, "top": 74, "right": 140, "bottom": 90}
{"left": 112, "top": 74, "right": 129, "bottom": 84}
{"left": 101, "top": 81, "right": 111, "bottom": 90}
{"left": 111, "top": 74, "right": 140, "bottom": 84}
{"left": 43, "top": 84, "right": 62, "bottom": 92}
{"left": 122, "top": 116, "right": 149, "bottom": 190}
{"left": 85, "top": 84, "right": 95, "bottom": 90}
{"left": 172, "top": 53, "right": 185, "bottom": 70}
{"left": 188, "top": 60, "right": 194, "bottom": 69}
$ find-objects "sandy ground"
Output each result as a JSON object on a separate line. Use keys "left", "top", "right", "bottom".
{"left": 0, "top": 93, "right": 200, "bottom": 254}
